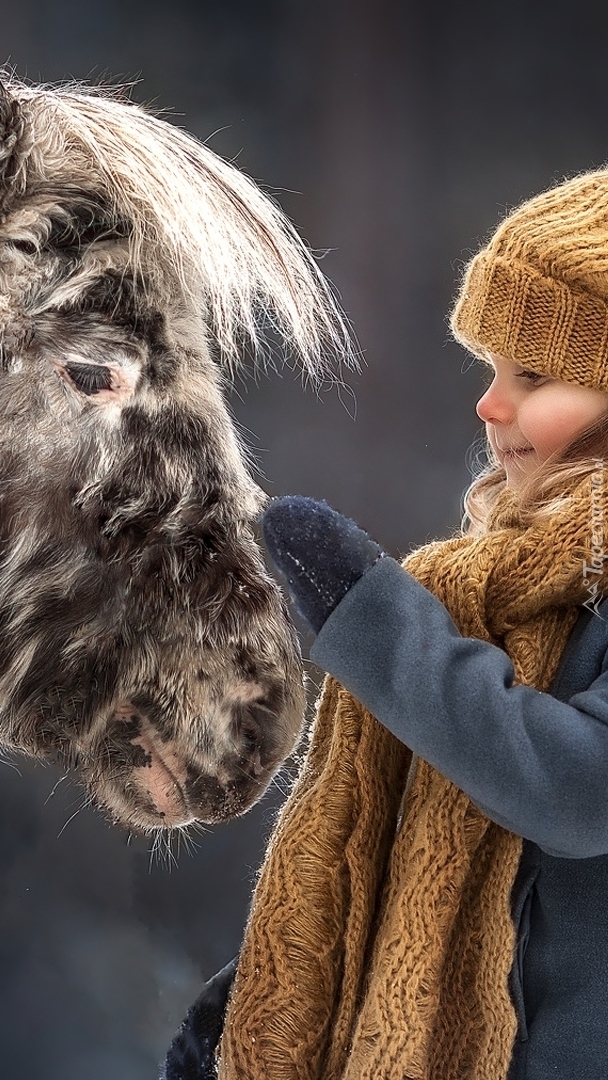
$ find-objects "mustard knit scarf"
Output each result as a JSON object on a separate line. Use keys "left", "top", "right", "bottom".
{"left": 218, "top": 472, "right": 608, "bottom": 1080}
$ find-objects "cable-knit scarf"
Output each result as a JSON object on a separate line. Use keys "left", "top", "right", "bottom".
{"left": 218, "top": 471, "right": 608, "bottom": 1080}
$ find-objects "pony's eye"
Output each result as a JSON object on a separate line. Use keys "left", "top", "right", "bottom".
{"left": 64, "top": 362, "right": 113, "bottom": 395}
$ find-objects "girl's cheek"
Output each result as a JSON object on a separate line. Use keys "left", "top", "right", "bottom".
{"left": 532, "top": 410, "right": 582, "bottom": 457}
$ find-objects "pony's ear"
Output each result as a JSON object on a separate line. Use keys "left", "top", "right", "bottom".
{"left": 0, "top": 80, "right": 25, "bottom": 208}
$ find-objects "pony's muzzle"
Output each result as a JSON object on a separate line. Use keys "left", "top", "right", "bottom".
{"left": 89, "top": 693, "right": 300, "bottom": 830}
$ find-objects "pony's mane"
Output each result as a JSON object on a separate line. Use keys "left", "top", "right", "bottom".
{"left": 2, "top": 72, "right": 356, "bottom": 378}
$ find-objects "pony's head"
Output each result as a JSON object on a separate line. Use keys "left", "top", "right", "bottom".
{"left": 0, "top": 74, "right": 353, "bottom": 834}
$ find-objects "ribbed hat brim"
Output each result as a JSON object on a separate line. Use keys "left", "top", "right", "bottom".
{"left": 451, "top": 251, "right": 608, "bottom": 391}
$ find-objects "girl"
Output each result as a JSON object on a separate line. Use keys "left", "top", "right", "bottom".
{"left": 168, "top": 171, "right": 608, "bottom": 1080}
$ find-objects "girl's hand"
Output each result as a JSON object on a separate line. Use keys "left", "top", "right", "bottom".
{"left": 262, "top": 496, "right": 386, "bottom": 634}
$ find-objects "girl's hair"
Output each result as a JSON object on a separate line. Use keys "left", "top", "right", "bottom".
{"left": 462, "top": 405, "right": 608, "bottom": 537}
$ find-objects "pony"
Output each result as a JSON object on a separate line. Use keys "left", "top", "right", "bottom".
{"left": 0, "top": 73, "right": 353, "bottom": 837}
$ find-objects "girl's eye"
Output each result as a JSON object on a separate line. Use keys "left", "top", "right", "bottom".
{"left": 517, "top": 370, "right": 546, "bottom": 384}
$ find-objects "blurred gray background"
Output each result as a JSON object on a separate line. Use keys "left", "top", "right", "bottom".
{"left": 1, "top": 1, "right": 608, "bottom": 1076}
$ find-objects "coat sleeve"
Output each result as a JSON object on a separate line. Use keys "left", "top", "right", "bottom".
{"left": 310, "top": 557, "right": 608, "bottom": 859}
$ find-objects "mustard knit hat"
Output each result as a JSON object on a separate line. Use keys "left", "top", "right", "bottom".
{"left": 451, "top": 170, "right": 608, "bottom": 391}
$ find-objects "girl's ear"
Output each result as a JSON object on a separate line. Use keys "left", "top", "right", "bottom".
{"left": 0, "top": 80, "right": 25, "bottom": 209}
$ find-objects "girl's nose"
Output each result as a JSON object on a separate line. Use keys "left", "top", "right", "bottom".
{"left": 476, "top": 379, "right": 514, "bottom": 425}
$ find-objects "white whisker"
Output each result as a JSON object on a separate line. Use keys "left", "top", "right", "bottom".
{"left": 44, "top": 773, "right": 69, "bottom": 804}
{"left": 57, "top": 796, "right": 88, "bottom": 838}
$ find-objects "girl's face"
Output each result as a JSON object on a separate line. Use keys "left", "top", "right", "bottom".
{"left": 476, "top": 354, "right": 608, "bottom": 488}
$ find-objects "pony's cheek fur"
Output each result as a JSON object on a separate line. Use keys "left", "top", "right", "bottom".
{"left": 0, "top": 73, "right": 352, "bottom": 834}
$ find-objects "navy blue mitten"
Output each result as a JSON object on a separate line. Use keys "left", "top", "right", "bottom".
{"left": 262, "top": 496, "right": 386, "bottom": 634}
{"left": 162, "top": 957, "right": 237, "bottom": 1080}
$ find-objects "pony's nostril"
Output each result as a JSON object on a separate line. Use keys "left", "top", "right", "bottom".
{"left": 233, "top": 702, "right": 268, "bottom": 756}
{"left": 241, "top": 720, "right": 261, "bottom": 753}
{"left": 249, "top": 746, "right": 263, "bottom": 778}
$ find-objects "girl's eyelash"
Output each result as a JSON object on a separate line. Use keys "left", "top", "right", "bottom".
{"left": 517, "top": 370, "right": 545, "bottom": 383}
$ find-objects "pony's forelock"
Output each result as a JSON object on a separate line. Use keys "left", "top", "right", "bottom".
{"left": 2, "top": 71, "right": 357, "bottom": 380}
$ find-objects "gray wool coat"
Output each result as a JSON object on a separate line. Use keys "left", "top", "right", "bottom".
{"left": 310, "top": 556, "right": 608, "bottom": 1080}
